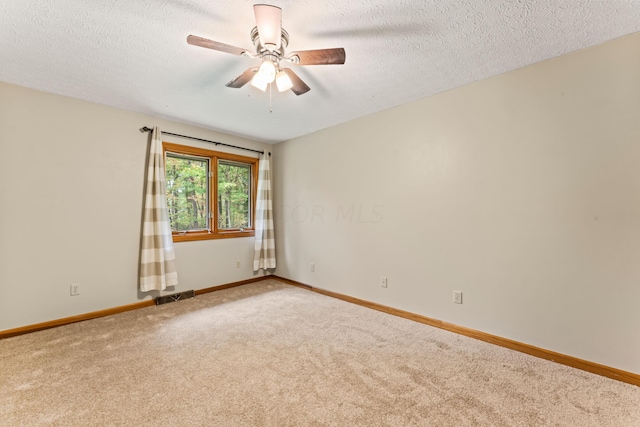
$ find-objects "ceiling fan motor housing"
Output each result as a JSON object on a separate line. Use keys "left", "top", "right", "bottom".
{"left": 251, "top": 27, "right": 289, "bottom": 56}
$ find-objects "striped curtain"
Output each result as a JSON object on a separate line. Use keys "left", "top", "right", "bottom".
{"left": 140, "top": 127, "right": 179, "bottom": 291}
{"left": 253, "top": 153, "right": 276, "bottom": 271}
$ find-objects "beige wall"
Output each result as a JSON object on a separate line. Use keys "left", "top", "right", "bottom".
{"left": 0, "top": 82, "right": 269, "bottom": 331}
{"left": 273, "top": 33, "right": 640, "bottom": 374}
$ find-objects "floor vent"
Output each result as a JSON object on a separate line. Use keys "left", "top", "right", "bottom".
{"left": 155, "top": 290, "right": 195, "bottom": 305}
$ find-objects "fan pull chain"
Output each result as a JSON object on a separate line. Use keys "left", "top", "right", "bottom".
{"left": 269, "top": 82, "right": 273, "bottom": 113}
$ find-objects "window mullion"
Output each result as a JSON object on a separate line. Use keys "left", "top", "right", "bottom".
{"left": 211, "top": 156, "right": 218, "bottom": 234}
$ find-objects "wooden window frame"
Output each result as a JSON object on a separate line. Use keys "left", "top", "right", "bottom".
{"left": 163, "top": 142, "right": 258, "bottom": 242}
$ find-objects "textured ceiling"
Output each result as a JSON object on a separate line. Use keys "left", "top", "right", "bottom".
{"left": 2, "top": 1, "right": 640, "bottom": 143}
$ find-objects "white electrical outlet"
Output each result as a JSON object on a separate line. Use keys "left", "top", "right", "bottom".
{"left": 453, "top": 290, "right": 462, "bottom": 304}
{"left": 236, "top": 261, "right": 241, "bottom": 268}
{"left": 310, "top": 263, "right": 315, "bottom": 272}
{"left": 70, "top": 284, "right": 80, "bottom": 296}
{"left": 380, "top": 277, "right": 388, "bottom": 288}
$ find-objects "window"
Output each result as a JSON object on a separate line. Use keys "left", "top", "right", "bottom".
{"left": 163, "top": 142, "right": 258, "bottom": 242}
{"left": 218, "top": 160, "right": 252, "bottom": 230}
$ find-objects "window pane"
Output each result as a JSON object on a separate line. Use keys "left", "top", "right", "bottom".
{"left": 165, "top": 154, "right": 209, "bottom": 232}
{"left": 218, "top": 161, "right": 251, "bottom": 229}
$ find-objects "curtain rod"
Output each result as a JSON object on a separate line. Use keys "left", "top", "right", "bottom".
{"left": 139, "top": 126, "right": 269, "bottom": 156}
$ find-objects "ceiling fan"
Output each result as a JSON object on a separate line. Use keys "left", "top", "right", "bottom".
{"left": 187, "top": 4, "right": 346, "bottom": 96}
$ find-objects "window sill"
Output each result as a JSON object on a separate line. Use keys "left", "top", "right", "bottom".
{"left": 172, "top": 230, "right": 255, "bottom": 243}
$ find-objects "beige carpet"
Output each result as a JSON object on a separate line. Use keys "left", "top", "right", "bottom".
{"left": 1, "top": 279, "right": 639, "bottom": 426}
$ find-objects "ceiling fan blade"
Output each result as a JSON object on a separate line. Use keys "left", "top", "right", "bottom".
{"left": 253, "top": 4, "right": 282, "bottom": 50}
{"left": 187, "top": 35, "right": 248, "bottom": 56}
{"left": 283, "top": 68, "right": 310, "bottom": 96}
{"left": 289, "top": 48, "right": 346, "bottom": 65}
{"left": 225, "top": 67, "right": 259, "bottom": 88}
